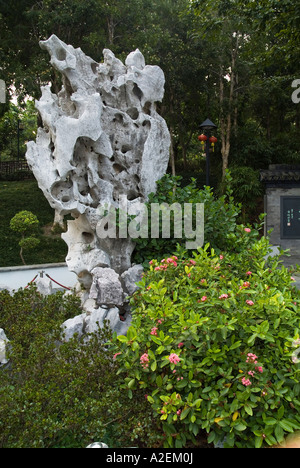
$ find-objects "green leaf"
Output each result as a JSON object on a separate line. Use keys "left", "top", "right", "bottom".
{"left": 180, "top": 408, "right": 191, "bottom": 420}
{"left": 275, "top": 424, "right": 285, "bottom": 443}
{"left": 255, "top": 436, "right": 263, "bottom": 448}
{"left": 127, "top": 326, "right": 137, "bottom": 341}
{"left": 156, "top": 345, "right": 165, "bottom": 355}
{"left": 263, "top": 417, "right": 277, "bottom": 426}
{"left": 156, "top": 375, "right": 163, "bottom": 387}
{"left": 151, "top": 360, "right": 157, "bottom": 371}
{"left": 117, "top": 335, "right": 128, "bottom": 342}
{"left": 207, "top": 432, "right": 216, "bottom": 444}
{"left": 128, "top": 378, "right": 135, "bottom": 389}
{"left": 279, "top": 419, "right": 297, "bottom": 433}
{"left": 234, "top": 423, "right": 247, "bottom": 431}
{"left": 277, "top": 405, "right": 285, "bottom": 420}
{"left": 150, "top": 335, "right": 161, "bottom": 345}
{"left": 247, "top": 334, "right": 257, "bottom": 345}
{"left": 244, "top": 405, "right": 253, "bottom": 416}
{"left": 230, "top": 341, "right": 241, "bottom": 350}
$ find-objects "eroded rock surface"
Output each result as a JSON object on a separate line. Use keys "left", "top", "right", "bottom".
{"left": 26, "top": 35, "right": 170, "bottom": 329}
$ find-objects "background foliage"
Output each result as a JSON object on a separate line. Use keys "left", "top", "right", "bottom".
{"left": 0, "top": 0, "right": 299, "bottom": 188}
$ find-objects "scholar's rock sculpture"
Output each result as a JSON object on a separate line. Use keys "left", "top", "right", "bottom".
{"left": 26, "top": 35, "right": 170, "bottom": 324}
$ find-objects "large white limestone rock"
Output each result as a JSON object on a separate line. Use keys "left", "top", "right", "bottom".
{"left": 26, "top": 36, "right": 170, "bottom": 304}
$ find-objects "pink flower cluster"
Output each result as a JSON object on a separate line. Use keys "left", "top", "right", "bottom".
{"left": 244, "top": 228, "right": 251, "bottom": 233}
{"left": 168, "top": 353, "right": 180, "bottom": 364}
{"left": 219, "top": 293, "right": 229, "bottom": 299}
{"left": 246, "top": 353, "right": 258, "bottom": 364}
{"left": 241, "top": 352, "right": 264, "bottom": 386}
{"left": 242, "top": 377, "right": 252, "bottom": 386}
{"left": 140, "top": 353, "right": 150, "bottom": 369}
{"left": 151, "top": 327, "right": 158, "bottom": 336}
{"left": 152, "top": 256, "right": 178, "bottom": 271}
{"left": 239, "top": 281, "right": 250, "bottom": 289}
{"left": 246, "top": 299, "right": 254, "bottom": 306}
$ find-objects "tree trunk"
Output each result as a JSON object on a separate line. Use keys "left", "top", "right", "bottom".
{"left": 20, "top": 235, "right": 26, "bottom": 265}
{"left": 169, "top": 131, "right": 176, "bottom": 177}
{"left": 219, "top": 34, "right": 239, "bottom": 180}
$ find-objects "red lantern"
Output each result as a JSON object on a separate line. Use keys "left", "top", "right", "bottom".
{"left": 209, "top": 135, "right": 217, "bottom": 152}
{"left": 198, "top": 134, "right": 207, "bottom": 142}
{"left": 198, "top": 134, "right": 207, "bottom": 151}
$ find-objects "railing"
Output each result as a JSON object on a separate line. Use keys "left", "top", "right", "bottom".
{"left": 0, "top": 160, "right": 33, "bottom": 180}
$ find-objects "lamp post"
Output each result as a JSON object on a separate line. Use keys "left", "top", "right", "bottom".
{"left": 17, "top": 119, "right": 24, "bottom": 161}
{"left": 198, "top": 118, "right": 217, "bottom": 186}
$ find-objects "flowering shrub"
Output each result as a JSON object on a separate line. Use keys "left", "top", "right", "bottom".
{"left": 110, "top": 231, "right": 300, "bottom": 448}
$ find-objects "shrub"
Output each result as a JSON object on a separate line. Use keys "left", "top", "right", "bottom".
{"left": 110, "top": 229, "right": 300, "bottom": 448}
{"left": 0, "top": 287, "right": 157, "bottom": 448}
{"left": 132, "top": 172, "right": 241, "bottom": 266}
{"left": 9, "top": 210, "right": 40, "bottom": 264}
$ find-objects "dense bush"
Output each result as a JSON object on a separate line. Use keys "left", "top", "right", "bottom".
{"left": 110, "top": 229, "right": 300, "bottom": 448}
{"left": 132, "top": 172, "right": 241, "bottom": 266}
{"left": 0, "top": 287, "right": 158, "bottom": 448}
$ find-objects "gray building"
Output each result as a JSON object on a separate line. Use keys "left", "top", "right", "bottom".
{"left": 260, "top": 165, "right": 300, "bottom": 254}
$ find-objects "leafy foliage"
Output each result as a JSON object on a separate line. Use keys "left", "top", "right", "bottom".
{"left": 110, "top": 233, "right": 300, "bottom": 448}
{"left": 132, "top": 172, "right": 241, "bottom": 265}
{"left": 0, "top": 287, "right": 159, "bottom": 448}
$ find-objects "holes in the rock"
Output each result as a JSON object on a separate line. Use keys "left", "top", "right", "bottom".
{"left": 56, "top": 47, "right": 67, "bottom": 61}
{"left": 49, "top": 139, "right": 55, "bottom": 152}
{"left": 126, "top": 107, "right": 139, "bottom": 120}
{"left": 143, "top": 101, "right": 152, "bottom": 115}
{"left": 127, "top": 191, "right": 138, "bottom": 201}
{"left": 142, "top": 120, "right": 151, "bottom": 128}
{"left": 63, "top": 76, "right": 74, "bottom": 98}
{"left": 121, "top": 144, "right": 131, "bottom": 154}
{"left": 112, "top": 113, "right": 124, "bottom": 124}
{"left": 133, "top": 83, "right": 143, "bottom": 101}
{"left": 51, "top": 180, "right": 73, "bottom": 202}
{"left": 113, "top": 163, "right": 126, "bottom": 174}
{"left": 77, "top": 270, "right": 93, "bottom": 289}
{"left": 91, "top": 62, "right": 98, "bottom": 74}
{"left": 82, "top": 232, "right": 94, "bottom": 244}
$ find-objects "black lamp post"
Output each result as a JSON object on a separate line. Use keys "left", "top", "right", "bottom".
{"left": 17, "top": 119, "right": 24, "bottom": 161}
{"left": 198, "top": 118, "right": 217, "bottom": 186}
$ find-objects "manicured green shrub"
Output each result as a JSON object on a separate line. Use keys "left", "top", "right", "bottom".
{"left": 10, "top": 210, "right": 40, "bottom": 264}
{"left": 110, "top": 229, "right": 300, "bottom": 448}
{"left": 0, "top": 287, "right": 158, "bottom": 448}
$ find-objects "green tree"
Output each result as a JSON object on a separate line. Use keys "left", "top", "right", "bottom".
{"left": 0, "top": 100, "right": 37, "bottom": 160}
{"left": 10, "top": 210, "right": 40, "bottom": 264}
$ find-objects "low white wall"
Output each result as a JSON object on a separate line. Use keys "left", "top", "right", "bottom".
{"left": 0, "top": 263, "right": 77, "bottom": 291}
